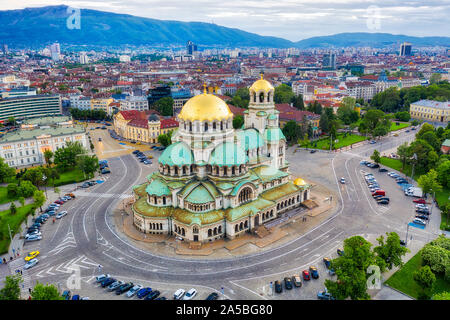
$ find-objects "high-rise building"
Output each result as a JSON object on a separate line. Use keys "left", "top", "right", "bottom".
{"left": 323, "top": 53, "right": 336, "bottom": 69}
{"left": 79, "top": 52, "right": 89, "bottom": 64}
{"left": 399, "top": 42, "right": 412, "bottom": 56}
{"left": 50, "top": 43, "right": 60, "bottom": 61}
{"left": 2, "top": 44, "right": 8, "bottom": 55}
{"left": 186, "top": 41, "right": 197, "bottom": 55}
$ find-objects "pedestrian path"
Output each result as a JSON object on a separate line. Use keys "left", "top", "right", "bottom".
{"left": 73, "top": 191, "right": 132, "bottom": 199}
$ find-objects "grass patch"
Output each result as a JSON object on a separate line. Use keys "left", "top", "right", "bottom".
{"left": 385, "top": 249, "right": 450, "bottom": 299}
{"left": 301, "top": 133, "right": 368, "bottom": 150}
{"left": 49, "top": 168, "right": 93, "bottom": 187}
{"left": 390, "top": 122, "right": 411, "bottom": 131}
{"left": 0, "top": 204, "right": 36, "bottom": 254}
{"left": 0, "top": 187, "right": 19, "bottom": 205}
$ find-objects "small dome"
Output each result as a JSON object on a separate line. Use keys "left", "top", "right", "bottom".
{"left": 178, "top": 92, "right": 233, "bottom": 122}
{"left": 159, "top": 142, "right": 194, "bottom": 166}
{"left": 148, "top": 114, "right": 160, "bottom": 122}
{"left": 250, "top": 74, "right": 274, "bottom": 93}
{"left": 209, "top": 142, "right": 247, "bottom": 167}
{"left": 294, "top": 178, "right": 307, "bottom": 186}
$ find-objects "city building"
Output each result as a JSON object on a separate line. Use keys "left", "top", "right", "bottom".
{"left": 410, "top": 100, "right": 449, "bottom": 124}
{"left": 120, "top": 96, "right": 149, "bottom": 111}
{"left": 399, "top": 42, "right": 412, "bottom": 56}
{"left": 0, "top": 95, "right": 62, "bottom": 122}
{"left": 69, "top": 95, "right": 91, "bottom": 110}
{"left": 90, "top": 98, "right": 114, "bottom": 114}
{"left": 79, "top": 52, "right": 89, "bottom": 64}
{"left": 323, "top": 53, "right": 336, "bottom": 70}
{"left": 148, "top": 84, "right": 171, "bottom": 106}
{"left": 441, "top": 139, "right": 450, "bottom": 155}
{"left": 50, "top": 43, "right": 61, "bottom": 61}
{"left": 131, "top": 77, "right": 311, "bottom": 243}
{"left": 186, "top": 41, "right": 198, "bottom": 55}
{"left": 0, "top": 116, "right": 88, "bottom": 168}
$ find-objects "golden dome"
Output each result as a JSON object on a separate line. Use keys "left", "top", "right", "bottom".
{"left": 294, "top": 178, "right": 307, "bottom": 186}
{"left": 250, "top": 74, "right": 274, "bottom": 92}
{"left": 178, "top": 91, "right": 233, "bottom": 122}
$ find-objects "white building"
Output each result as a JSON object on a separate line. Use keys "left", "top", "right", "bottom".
{"left": 120, "top": 96, "right": 149, "bottom": 111}
{"left": 70, "top": 95, "right": 91, "bottom": 110}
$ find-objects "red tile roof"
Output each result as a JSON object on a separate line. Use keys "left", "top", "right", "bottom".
{"left": 160, "top": 117, "right": 179, "bottom": 129}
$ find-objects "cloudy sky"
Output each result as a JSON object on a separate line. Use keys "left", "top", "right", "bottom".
{"left": 2, "top": 1, "right": 449, "bottom": 41}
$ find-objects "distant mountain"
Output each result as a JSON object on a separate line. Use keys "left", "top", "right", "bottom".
{"left": 295, "top": 32, "right": 450, "bottom": 48}
{"left": 0, "top": 6, "right": 449, "bottom": 49}
{"left": 0, "top": 5, "right": 292, "bottom": 48}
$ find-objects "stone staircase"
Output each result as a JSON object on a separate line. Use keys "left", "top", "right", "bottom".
{"left": 189, "top": 242, "right": 202, "bottom": 250}
{"left": 254, "top": 225, "right": 271, "bottom": 238}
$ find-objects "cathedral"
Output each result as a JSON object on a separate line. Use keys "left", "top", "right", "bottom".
{"left": 132, "top": 76, "right": 311, "bottom": 243}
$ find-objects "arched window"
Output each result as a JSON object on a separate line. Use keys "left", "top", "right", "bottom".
{"left": 189, "top": 122, "right": 192, "bottom": 132}
{"left": 204, "top": 122, "right": 208, "bottom": 131}
{"left": 214, "top": 227, "right": 217, "bottom": 235}
{"left": 218, "top": 226, "right": 222, "bottom": 234}
{"left": 182, "top": 228, "right": 185, "bottom": 236}
{"left": 267, "top": 92, "right": 271, "bottom": 102}
{"left": 239, "top": 222, "right": 243, "bottom": 231}
{"left": 163, "top": 197, "right": 166, "bottom": 205}
{"left": 253, "top": 92, "right": 257, "bottom": 103}
{"left": 244, "top": 220, "right": 248, "bottom": 228}
{"left": 259, "top": 92, "right": 264, "bottom": 103}
{"left": 235, "top": 224, "right": 239, "bottom": 232}
{"left": 208, "top": 229, "right": 212, "bottom": 237}
{"left": 238, "top": 187, "right": 253, "bottom": 204}
{"left": 182, "top": 166, "right": 187, "bottom": 175}
{"left": 193, "top": 226, "right": 199, "bottom": 234}
{"left": 213, "top": 122, "right": 216, "bottom": 130}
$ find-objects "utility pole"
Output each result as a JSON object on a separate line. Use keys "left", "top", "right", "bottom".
{"left": 329, "top": 134, "right": 332, "bottom": 153}
{"left": 405, "top": 223, "right": 409, "bottom": 246}
{"left": 410, "top": 153, "right": 417, "bottom": 182}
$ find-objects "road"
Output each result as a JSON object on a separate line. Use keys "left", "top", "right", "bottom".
{"left": 11, "top": 127, "right": 443, "bottom": 300}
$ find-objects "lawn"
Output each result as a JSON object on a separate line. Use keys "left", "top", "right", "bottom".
{"left": 385, "top": 250, "right": 450, "bottom": 299}
{"left": 0, "top": 187, "right": 19, "bottom": 205}
{"left": 0, "top": 203, "right": 35, "bottom": 254}
{"left": 301, "top": 133, "right": 368, "bottom": 150}
{"left": 49, "top": 168, "right": 93, "bottom": 187}
{"left": 390, "top": 122, "right": 411, "bottom": 131}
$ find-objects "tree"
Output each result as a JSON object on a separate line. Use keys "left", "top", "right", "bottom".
{"left": 413, "top": 265, "right": 436, "bottom": 299}
{"left": 33, "top": 190, "right": 46, "bottom": 212}
{"left": 429, "top": 73, "right": 442, "bottom": 84}
{"left": 0, "top": 157, "right": 16, "bottom": 183}
{"left": 232, "top": 115, "right": 244, "bottom": 129}
{"left": 22, "top": 167, "right": 45, "bottom": 190}
{"left": 432, "top": 291, "right": 450, "bottom": 300}
{"left": 7, "top": 183, "right": 18, "bottom": 198}
{"left": 417, "top": 169, "right": 442, "bottom": 197}
{"left": 396, "top": 142, "right": 410, "bottom": 171}
{"left": 319, "top": 112, "right": 330, "bottom": 133}
{"left": 77, "top": 155, "right": 99, "bottom": 179}
{"left": 370, "top": 87, "right": 402, "bottom": 113}
{"left": 9, "top": 202, "right": 17, "bottom": 215}
{"left": 19, "top": 197, "right": 25, "bottom": 207}
{"left": 416, "top": 123, "right": 434, "bottom": 140}
{"left": 0, "top": 274, "right": 23, "bottom": 300}
{"left": 370, "top": 149, "right": 381, "bottom": 165}
{"left": 154, "top": 97, "right": 173, "bottom": 116}
{"left": 421, "top": 244, "right": 449, "bottom": 274}
{"left": 394, "top": 111, "right": 411, "bottom": 122}
{"left": 324, "top": 236, "right": 385, "bottom": 300}
{"left": 157, "top": 134, "right": 170, "bottom": 147}
{"left": 43, "top": 150, "right": 54, "bottom": 167}
{"left": 54, "top": 141, "right": 87, "bottom": 172}
{"left": 337, "top": 97, "right": 359, "bottom": 125}
{"left": 31, "top": 282, "right": 63, "bottom": 300}
{"left": 274, "top": 84, "right": 294, "bottom": 104}
{"left": 373, "top": 232, "right": 409, "bottom": 270}
{"left": 282, "top": 120, "right": 303, "bottom": 142}
{"left": 17, "top": 180, "right": 37, "bottom": 198}
{"left": 231, "top": 88, "right": 250, "bottom": 109}
{"left": 292, "top": 94, "right": 305, "bottom": 110}
{"left": 7, "top": 116, "right": 16, "bottom": 126}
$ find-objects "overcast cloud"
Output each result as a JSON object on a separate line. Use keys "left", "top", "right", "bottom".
{"left": 2, "top": 0, "right": 449, "bottom": 40}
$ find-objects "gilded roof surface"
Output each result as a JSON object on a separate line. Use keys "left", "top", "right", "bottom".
{"left": 178, "top": 93, "right": 233, "bottom": 122}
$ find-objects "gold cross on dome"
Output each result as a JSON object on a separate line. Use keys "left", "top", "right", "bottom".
{"left": 203, "top": 83, "right": 207, "bottom": 94}
{"left": 260, "top": 73, "right": 264, "bottom": 80}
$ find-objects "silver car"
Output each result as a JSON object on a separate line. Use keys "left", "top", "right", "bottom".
{"left": 107, "top": 280, "right": 124, "bottom": 292}
{"left": 24, "top": 258, "right": 39, "bottom": 270}
{"left": 126, "top": 284, "right": 143, "bottom": 298}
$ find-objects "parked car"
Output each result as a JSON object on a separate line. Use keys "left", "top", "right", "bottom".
{"left": 72, "top": 294, "right": 80, "bottom": 300}
{"left": 310, "top": 149, "right": 317, "bottom": 154}
{"left": 340, "top": 177, "right": 346, "bottom": 184}
{"left": 378, "top": 168, "right": 388, "bottom": 172}
{"left": 274, "top": 280, "right": 282, "bottom": 293}
{"left": 323, "top": 257, "right": 331, "bottom": 269}
{"left": 413, "top": 218, "right": 426, "bottom": 226}
{"left": 377, "top": 199, "right": 390, "bottom": 205}
{"left": 25, "top": 232, "right": 41, "bottom": 239}
{"left": 101, "top": 168, "right": 111, "bottom": 174}
{"left": 413, "top": 198, "right": 426, "bottom": 204}
{"left": 126, "top": 284, "right": 143, "bottom": 298}
{"left": 25, "top": 235, "right": 42, "bottom": 242}
{"left": 284, "top": 277, "right": 293, "bottom": 290}
{"left": 309, "top": 266, "right": 319, "bottom": 279}
{"left": 337, "top": 248, "right": 344, "bottom": 256}
{"left": 62, "top": 290, "right": 71, "bottom": 300}
{"left": 101, "top": 277, "right": 116, "bottom": 288}
{"left": 372, "top": 190, "right": 386, "bottom": 197}
{"left": 173, "top": 288, "right": 185, "bottom": 300}
{"left": 107, "top": 281, "right": 124, "bottom": 292}
{"left": 95, "top": 274, "right": 111, "bottom": 283}
{"left": 183, "top": 288, "right": 197, "bottom": 300}
{"left": 416, "top": 215, "right": 429, "bottom": 221}
{"left": 205, "top": 292, "right": 219, "bottom": 300}
{"left": 145, "top": 290, "right": 161, "bottom": 300}
{"left": 317, "top": 290, "right": 335, "bottom": 300}
{"left": 137, "top": 287, "right": 153, "bottom": 299}
{"left": 292, "top": 275, "right": 302, "bottom": 287}
{"left": 24, "top": 258, "right": 39, "bottom": 270}
{"left": 115, "top": 282, "right": 134, "bottom": 295}
{"left": 302, "top": 270, "right": 311, "bottom": 281}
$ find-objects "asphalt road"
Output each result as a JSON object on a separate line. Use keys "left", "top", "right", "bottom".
{"left": 16, "top": 127, "right": 443, "bottom": 300}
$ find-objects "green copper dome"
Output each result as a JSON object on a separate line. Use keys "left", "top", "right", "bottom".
{"left": 158, "top": 141, "right": 194, "bottom": 166}
{"left": 209, "top": 142, "right": 247, "bottom": 167}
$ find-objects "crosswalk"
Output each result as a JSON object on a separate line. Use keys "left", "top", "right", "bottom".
{"left": 8, "top": 259, "right": 32, "bottom": 295}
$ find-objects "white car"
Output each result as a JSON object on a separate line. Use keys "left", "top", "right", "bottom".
{"left": 126, "top": 284, "right": 143, "bottom": 298}
{"left": 25, "top": 235, "right": 42, "bottom": 242}
{"left": 24, "top": 258, "right": 39, "bottom": 270}
{"left": 55, "top": 211, "right": 68, "bottom": 219}
{"left": 25, "top": 231, "right": 42, "bottom": 239}
{"left": 173, "top": 288, "right": 185, "bottom": 300}
{"left": 413, "top": 218, "right": 426, "bottom": 226}
{"left": 95, "top": 274, "right": 110, "bottom": 283}
{"left": 183, "top": 288, "right": 197, "bottom": 300}
{"left": 340, "top": 177, "right": 346, "bottom": 184}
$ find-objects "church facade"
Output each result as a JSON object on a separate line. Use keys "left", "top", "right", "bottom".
{"left": 132, "top": 77, "right": 311, "bottom": 243}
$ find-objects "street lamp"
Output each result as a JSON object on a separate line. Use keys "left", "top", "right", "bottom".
{"left": 410, "top": 153, "right": 417, "bottom": 182}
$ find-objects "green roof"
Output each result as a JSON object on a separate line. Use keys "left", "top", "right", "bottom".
{"left": 145, "top": 178, "right": 171, "bottom": 197}
{"left": 260, "top": 182, "right": 300, "bottom": 201}
{"left": 225, "top": 198, "right": 274, "bottom": 222}
{"left": 236, "top": 128, "right": 265, "bottom": 151}
{"left": 251, "top": 165, "right": 289, "bottom": 183}
{"left": 230, "top": 179, "right": 258, "bottom": 196}
{"left": 172, "top": 208, "right": 224, "bottom": 226}
{"left": 158, "top": 141, "right": 194, "bottom": 166}
{"left": 133, "top": 183, "right": 149, "bottom": 198}
{"left": 216, "top": 182, "right": 234, "bottom": 190}
{"left": 443, "top": 139, "right": 450, "bottom": 147}
{"left": 133, "top": 197, "right": 172, "bottom": 218}
{"left": 268, "top": 114, "right": 277, "bottom": 120}
{"left": 264, "top": 127, "right": 286, "bottom": 142}
{"left": 256, "top": 111, "right": 267, "bottom": 117}
{"left": 209, "top": 141, "right": 247, "bottom": 167}
{"left": 1, "top": 125, "right": 86, "bottom": 143}
{"left": 185, "top": 184, "right": 215, "bottom": 204}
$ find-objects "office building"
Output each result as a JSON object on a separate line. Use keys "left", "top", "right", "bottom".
{"left": 410, "top": 100, "right": 449, "bottom": 123}
{"left": 186, "top": 41, "right": 198, "bottom": 55}
{"left": 0, "top": 95, "right": 62, "bottom": 122}
{"left": 399, "top": 42, "right": 412, "bottom": 56}
{"left": 323, "top": 53, "right": 336, "bottom": 70}
{"left": 50, "top": 43, "right": 61, "bottom": 61}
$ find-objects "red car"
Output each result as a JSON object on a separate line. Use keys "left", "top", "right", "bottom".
{"left": 302, "top": 270, "right": 311, "bottom": 281}
{"left": 413, "top": 198, "right": 426, "bottom": 204}
{"left": 54, "top": 200, "right": 64, "bottom": 205}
